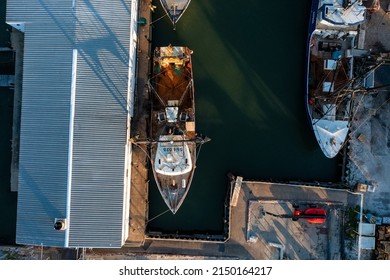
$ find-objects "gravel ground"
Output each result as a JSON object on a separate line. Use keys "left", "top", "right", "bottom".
{"left": 344, "top": 1, "right": 390, "bottom": 259}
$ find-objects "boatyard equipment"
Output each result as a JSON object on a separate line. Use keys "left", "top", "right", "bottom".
{"left": 292, "top": 207, "right": 326, "bottom": 224}
{"left": 260, "top": 205, "right": 326, "bottom": 224}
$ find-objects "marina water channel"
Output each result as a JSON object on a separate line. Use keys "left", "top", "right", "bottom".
{"left": 146, "top": 0, "right": 340, "bottom": 238}
{"left": 0, "top": 0, "right": 16, "bottom": 244}
{"left": 0, "top": 0, "right": 341, "bottom": 244}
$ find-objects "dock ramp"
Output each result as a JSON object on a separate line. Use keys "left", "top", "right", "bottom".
{"left": 230, "top": 176, "right": 243, "bottom": 207}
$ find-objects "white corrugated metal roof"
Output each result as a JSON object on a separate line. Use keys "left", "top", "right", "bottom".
{"left": 8, "top": 0, "right": 137, "bottom": 248}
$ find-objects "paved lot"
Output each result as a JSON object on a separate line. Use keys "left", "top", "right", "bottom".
{"left": 364, "top": 1, "right": 390, "bottom": 51}
{"left": 226, "top": 181, "right": 359, "bottom": 259}
{"left": 346, "top": 2, "right": 390, "bottom": 219}
{"left": 247, "top": 200, "right": 342, "bottom": 260}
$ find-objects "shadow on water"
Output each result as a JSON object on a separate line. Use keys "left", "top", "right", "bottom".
{"left": 0, "top": 0, "right": 17, "bottom": 244}
{"left": 0, "top": 87, "right": 16, "bottom": 244}
{"left": 147, "top": 0, "right": 341, "bottom": 235}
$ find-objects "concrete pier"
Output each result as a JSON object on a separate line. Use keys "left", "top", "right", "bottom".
{"left": 227, "top": 180, "right": 360, "bottom": 259}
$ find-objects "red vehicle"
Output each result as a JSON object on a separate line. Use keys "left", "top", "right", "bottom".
{"left": 292, "top": 207, "right": 326, "bottom": 224}
{"left": 261, "top": 204, "right": 327, "bottom": 224}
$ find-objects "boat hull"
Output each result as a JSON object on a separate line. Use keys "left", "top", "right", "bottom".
{"left": 305, "top": 0, "right": 364, "bottom": 158}
{"left": 160, "top": 0, "right": 191, "bottom": 28}
{"left": 149, "top": 46, "right": 197, "bottom": 214}
{"left": 305, "top": 0, "right": 320, "bottom": 127}
{"left": 151, "top": 139, "right": 196, "bottom": 214}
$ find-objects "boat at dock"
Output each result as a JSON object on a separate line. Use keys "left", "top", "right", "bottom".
{"left": 160, "top": 0, "right": 191, "bottom": 29}
{"left": 148, "top": 45, "right": 209, "bottom": 214}
{"left": 305, "top": 0, "right": 366, "bottom": 158}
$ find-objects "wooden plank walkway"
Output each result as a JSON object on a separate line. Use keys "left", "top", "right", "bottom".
{"left": 127, "top": 0, "right": 153, "bottom": 246}
{"left": 10, "top": 28, "right": 23, "bottom": 192}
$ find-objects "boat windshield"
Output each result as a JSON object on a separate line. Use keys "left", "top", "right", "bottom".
{"left": 154, "top": 135, "right": 193, "bottom": 176}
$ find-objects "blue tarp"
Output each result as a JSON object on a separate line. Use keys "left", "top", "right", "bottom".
{"left": 332, "top": 50, "right": 342, "bottom": 60}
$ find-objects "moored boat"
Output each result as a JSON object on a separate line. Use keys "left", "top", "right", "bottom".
{"left": 305, "top": 0, "right": 366, "bottom": 158}
{"left": 148, "top": 45, "right": 209, "bottom": 214}
{"left": 160, "top": 0, "right": 191, "bottom": 29}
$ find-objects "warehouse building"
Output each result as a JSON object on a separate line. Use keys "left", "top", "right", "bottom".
{"left": 6, "top": 0, "right": 138, "bottom": 248}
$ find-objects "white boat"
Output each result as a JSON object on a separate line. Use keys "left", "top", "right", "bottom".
{"left": 318, "top": 0, "right": 366, "bottom": 27}
{"left": 305, "top": 0, "right": 366, "bottom": 158}
{"left": 160, "top": 0, "right": 191, "bottom": 29}
{"left": 148, "top": 46, "right": 209, "bottom": 214}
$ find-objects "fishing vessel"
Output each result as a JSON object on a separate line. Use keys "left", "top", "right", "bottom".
{"left": 148, "top": 46, "right": 209, "bottom": 214}
{"left": 305, "top": 0, "right": 366, "bottom": 158}
{"left": 160, "top": 0, "right": 191, "bottom": 29}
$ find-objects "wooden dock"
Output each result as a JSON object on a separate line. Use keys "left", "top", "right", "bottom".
{"left": 126, "top": 0, "right": 152, "bottom": 246}
{"left": 9, "top": 28, "right": 23, "bottom": 192}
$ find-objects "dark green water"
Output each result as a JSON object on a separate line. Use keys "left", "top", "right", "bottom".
{"left": 0, "top": 87, "right": 16, "bottom": 244}
{"left": 0, "top": 12, "right": 16, "bottom": 244}
{"left": 147, "top": 0, "right": 341, "bottom": 235}
{"left": 0, "top": 0, "right": 17, "bottom": 244}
